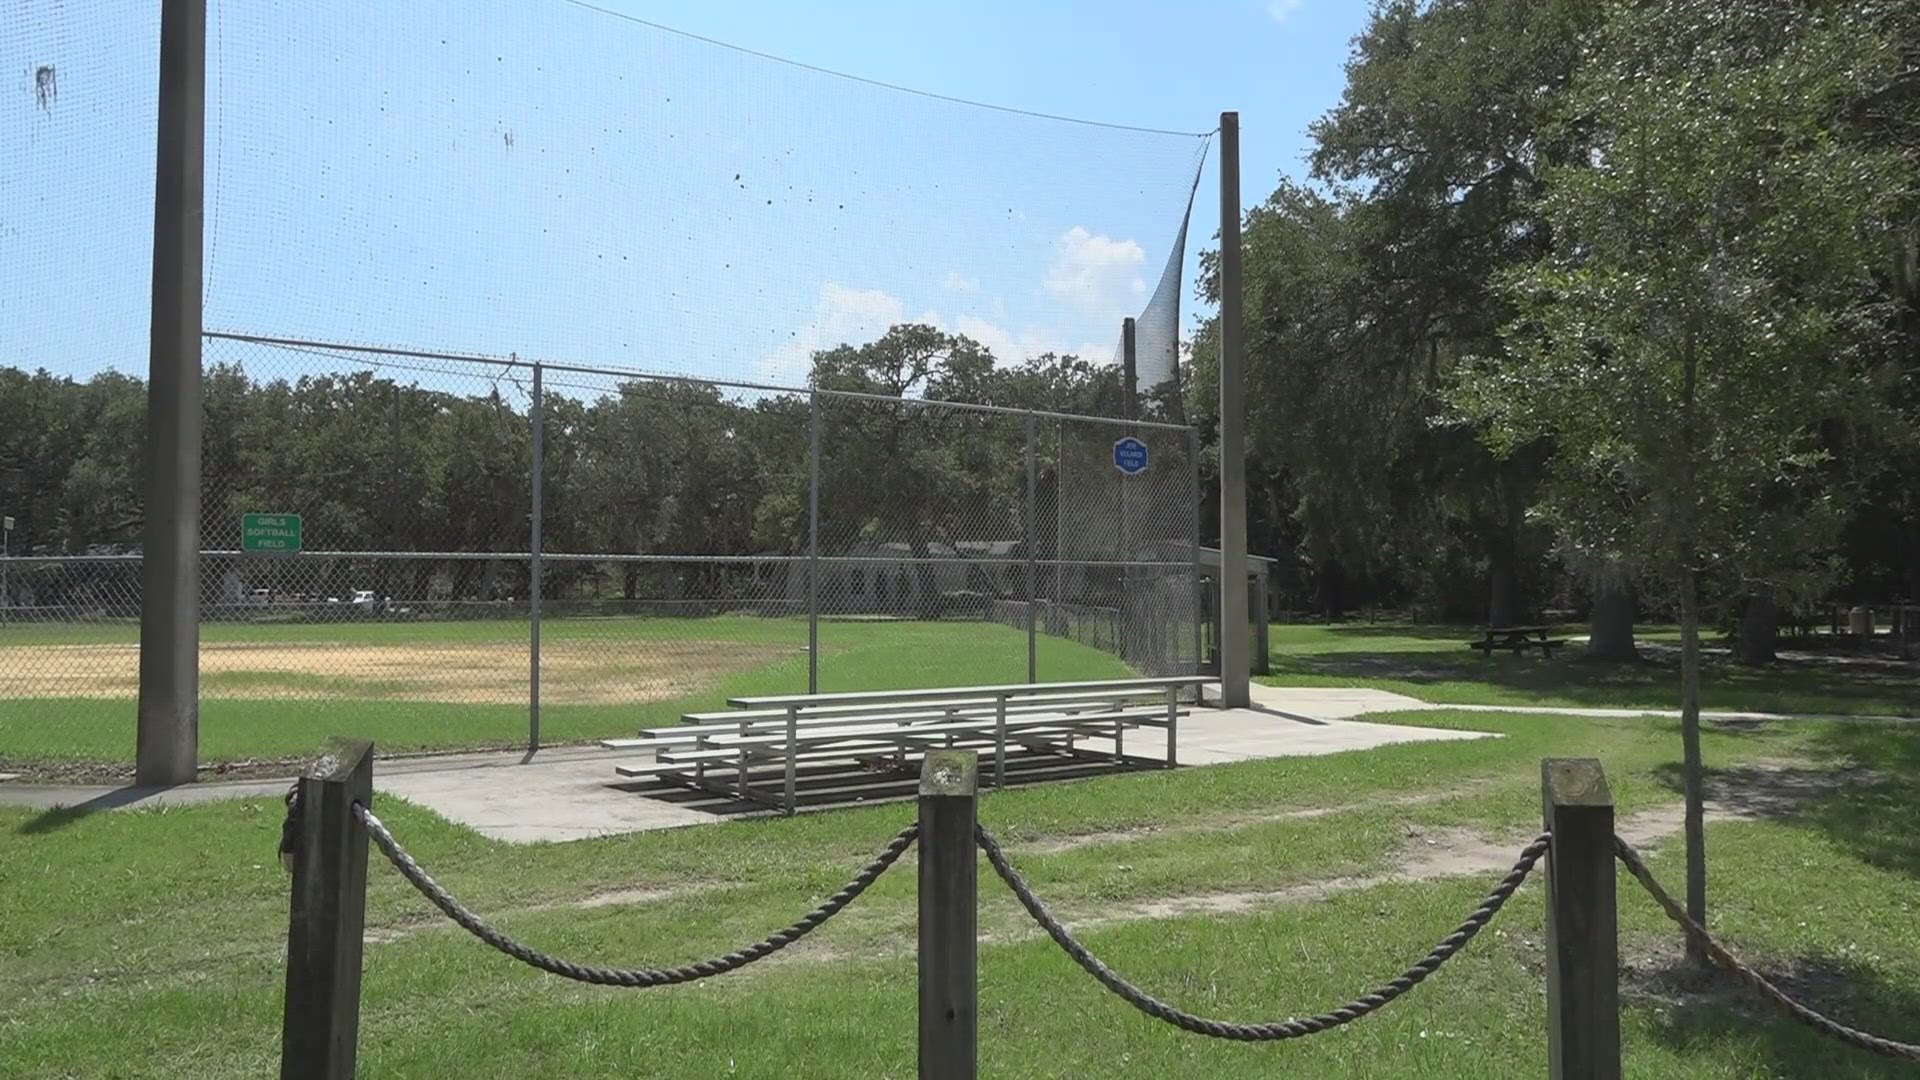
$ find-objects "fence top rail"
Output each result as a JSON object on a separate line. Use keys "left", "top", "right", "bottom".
{"left": 729, "top": 675, "right": 1207, "bottom": 709}
{"left": 204, "top": 330, "right": 1197, "bottom": 432}
{"left": 1, "top": 552, "right": 1201, "bottom": 570}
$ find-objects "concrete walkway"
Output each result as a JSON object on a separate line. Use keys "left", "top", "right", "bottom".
{"left": 1, "top": 686, "right": 1495, "bottom": 842}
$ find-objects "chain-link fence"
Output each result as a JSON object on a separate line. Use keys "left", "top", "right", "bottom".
{"left": 2, "top": 0, "right": 1216, "bottom": 778}
{"left": 1, "top": 336, "right": 1198, "bottom": 775}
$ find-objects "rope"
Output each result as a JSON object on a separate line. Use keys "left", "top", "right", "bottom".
{"left": 976, "top": 824, "right": 1550, "bottom": 1040}
{"left": 1613, "top": 835, "right": 1920, "bottom": 1062}
{"left": 354, "top": 802, "right": 918, "bottom": 987}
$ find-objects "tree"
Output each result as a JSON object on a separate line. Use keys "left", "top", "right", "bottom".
{"left": 809, "top": 325, "right": 1008, "bottom": 616}
{"left": 1189, "top": 0, "right": 1597, "bottom": 623}
{"left": 1452, "top": 0, "right": 1911, "bottom": 960}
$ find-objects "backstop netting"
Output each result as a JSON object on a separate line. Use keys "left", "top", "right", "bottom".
{"left": 2, "top": 0, "right": 1209, "bottom": 775}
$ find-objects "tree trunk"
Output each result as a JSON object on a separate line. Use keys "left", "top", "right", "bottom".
{"left": 909, "top": 538, "right": 941, "bottom": 621}
{"left": 1678, "top": 567, "right": 1708, "bottom": 966}
{"left": 1734, "top": 585, "right": 1778, "bottom": 665}
{"left": 1488, "top": 547, "right": 1522, "bottom": 628}
{"left": 1317, "top": 559, "right": 1345, "bottom": 621}
{"left": 1585, "top": 563, "right": 1639, "bottom": 661}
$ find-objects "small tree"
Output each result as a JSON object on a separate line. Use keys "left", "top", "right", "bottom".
{"left": 1452, "top": 0, "right": 1908, "bottom": 960}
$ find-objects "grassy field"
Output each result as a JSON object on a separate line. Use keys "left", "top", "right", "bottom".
{"left": 1263, "top": 622, "right": 1920, "bottom": 718}
{"left": 4, "top": 708, "right": 1917, "bottom": 1077}
{"left": 0, "top": 616, "right": 1136, "bottom": 773}
{"left": 8, "top": 616, "right": 1914, "bottom": 776}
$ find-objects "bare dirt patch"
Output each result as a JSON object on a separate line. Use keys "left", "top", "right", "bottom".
{"left": 1019, "top": 778, "right": 1508, "bottom": 856}
{"left": 0, "top": 639, "right": 789, "bottom": 704}
{"left": 1055, "top": 765, "right": 1855, "bottom": 931}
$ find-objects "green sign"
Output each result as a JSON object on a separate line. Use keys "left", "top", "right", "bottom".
{"left": 241, "top": 513, "right": 302, "bottom": 553}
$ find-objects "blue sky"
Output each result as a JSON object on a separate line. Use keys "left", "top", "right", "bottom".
{"left": 2, "top": 0, "right": 1368, "bottom": 391}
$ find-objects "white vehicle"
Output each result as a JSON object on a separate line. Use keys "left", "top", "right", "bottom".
{"left": 350, "top": 590, "right": 376, "bottom": 606}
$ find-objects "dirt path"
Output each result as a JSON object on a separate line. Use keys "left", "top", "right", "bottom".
{"left": 0, "top": 638, "right": 786, "bottom": 704}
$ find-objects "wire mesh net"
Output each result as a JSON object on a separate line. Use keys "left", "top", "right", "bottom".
{"left": 2, "top": 0, "right": 1212, "bottom": 776}
{"left": 198, "top": 0, "right": 1212, "bottom": 385}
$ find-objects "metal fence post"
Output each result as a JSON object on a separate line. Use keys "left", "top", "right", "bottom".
{"left": 1541, "top": 758, "right": 1621, "bottom": 1080}
{"left": 808, "top": 390, "right": 821, "bottom": 694}
{"left": 919, "top": 749, "right": 977, "bottom": 1080}
{"left": 1120, "top": 318, "right": 1137, "bottom": 671}
{"left": 529, "top": 362, "right": 544, "bottom": 751}
{"left": 281, "top": 737, "right": 375, "bottom": 1079}
{"left": 1025, "top": 413, "right": 1038, "bottom": 683}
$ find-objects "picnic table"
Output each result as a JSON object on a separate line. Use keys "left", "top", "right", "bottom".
{"left": 1467, "top": 625, "right": 1568, "bottom": 657}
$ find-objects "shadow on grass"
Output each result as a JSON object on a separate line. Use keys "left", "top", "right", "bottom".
{"left": 1634, "top": 951, "right": 1920, "bottom": 1077}
{"left": 1267, "top": 646, "right": 1920, "bottom": 717}
{"left": 1645, "top": 720, "right": 1920, "bottom": 882}
{"left": 1800, "top": 722, "right": 1920, "bottom": 881}
{"left": 1292, "top": 623, "right": 1495, "bottom": 642}
{"left": 1646, "top": 760, "right": 1871, "bottom": 823}
{"left": 13, "top": 785, "right": 186, "bottom": 835}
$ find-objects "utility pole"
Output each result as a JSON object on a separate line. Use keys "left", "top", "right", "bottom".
{"left": 137, "top": 0, "right": 206, "bottom": 785}
{"left": 1217, "top": 111, "right": 1250, "bottom": 709}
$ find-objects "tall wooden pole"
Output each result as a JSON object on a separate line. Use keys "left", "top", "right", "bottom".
{"left": 1217, "top": 111, "right": 1250, "bottom": 708}
{"left": 137, "top": 0, "right": 206, "bottom": 785}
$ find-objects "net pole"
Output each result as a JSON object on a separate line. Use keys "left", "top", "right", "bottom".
{"left": 1121, "top": 318, "right": 1137, "bottom": 671}
{"left": 1054, "top": 418, "right": 1065, "bottom": 635}
{"left": 529, "top": 362, "right": 544, "bottom": 751}
{"left": 1216, "top": 110, "right": 1251, "bottom": 709}
{"left": 137, "top": 0, "right": 207, "bottom": 785}
{"left": 1025, "top": 413, "right": 1038, "bottom": 682}
{"left": 807, "top": 390, "right": 821, "bottom": 694}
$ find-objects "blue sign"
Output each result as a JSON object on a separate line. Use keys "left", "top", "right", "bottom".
{"left": 1113, "top": 436, "right": 1149, "bottom": 476}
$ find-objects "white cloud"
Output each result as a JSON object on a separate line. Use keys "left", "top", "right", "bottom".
{"left": 952, "top": 315, "right": 1018, "bottom": 362}
{"left": 755, "top": 283, "right": 905, "bottom": 385}
{"left": 1042, "top": 226, "right": 1146, "bottom": 310}
{"left": 1266, "top": 0, "right": 1302, "bottom": 23}
{"left": 761, "top": 275, "right": 1139, "bottom": 387}
{"left": 943, "top": 272, "right": 980, "bottom": 294}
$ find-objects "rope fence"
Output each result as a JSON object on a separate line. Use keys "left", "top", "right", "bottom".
{"left": 975, "top": 824, "right": 1551, "bottom": 1041}
{"left": 1613, "top": 835, "right": 1920, "bottom": 1063}
{"left": 276, "top": 742, "right": 1920, "bottom": 1077}
{"left": 355, "top": 802, "right": 919, "bottom": 988}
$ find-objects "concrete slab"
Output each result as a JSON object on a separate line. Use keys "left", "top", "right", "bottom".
{"left": 1069, "top": 707, "right": 1494, "bottom": 768}
{"left": 1213, "top": 683, "right": 1437, "bottom": 721}
{"left": 0, "top": 692, "right": 1498, "bottom": 844}
{"left": 376, "top": 755, "right": 715, "bottom": 843}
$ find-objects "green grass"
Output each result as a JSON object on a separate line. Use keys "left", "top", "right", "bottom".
{"left": 4, "top": 709, "right": 1918, "bottom": 1076}
{"left": 1, "top": 617, "right": 1135, "bottom": 771}
{"left": 1261, "top": 622, "right": 1920, "bottom": 718}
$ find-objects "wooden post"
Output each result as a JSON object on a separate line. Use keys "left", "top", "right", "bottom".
{"left": 1216, "top": 110, "right": 1250, "bottom": 709}
{"left": 1541, "top": 758, "right": 1620, "bottom": 1080}
{"left": 919, "top": 750, "right": 977, "bottom": 1080}
{"left": 281, "top": 737, "right": 375, "bottom": 1079}
{"left": 136, "top": 0, "right": 206, "bottom": 787}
